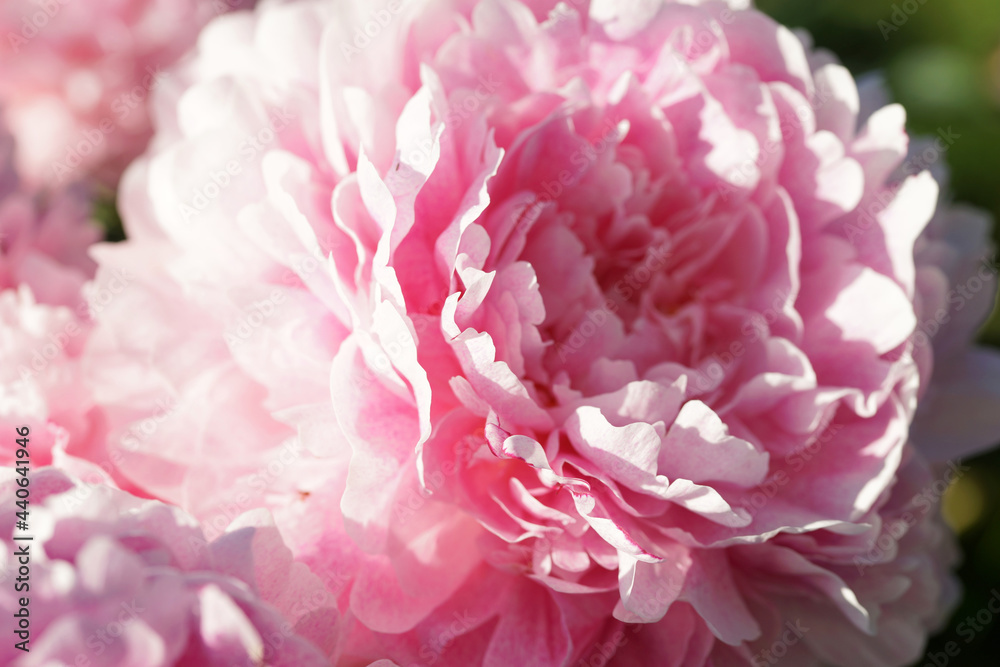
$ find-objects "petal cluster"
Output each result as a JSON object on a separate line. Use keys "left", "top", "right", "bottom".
{"left": 0, "top": 468, "right": 335, "bottom": 666}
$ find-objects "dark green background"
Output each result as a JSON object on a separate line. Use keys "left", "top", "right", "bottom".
{"left": 94, "top": 2, "right": 1000, "bottom": 663}
{"left": 758, "top": 1, "right": 1000, "bottom": 664}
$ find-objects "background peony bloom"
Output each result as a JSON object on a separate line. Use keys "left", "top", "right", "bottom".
{"left": 0, "top": 468, "right": 336, "bottom": 666}
{"left": 0, "top": 117, "right": 111, "bottom": 480}
{"left": 0, "top": 0, "right": 256, "bottom": 189}
{"left": 911, "top": 192, "right": 1000, "bottom": 461}
{"left": 84, "top": 0, "right": 1000, "bottom": 664}
{"left": 0, "top": 120, "right": 98, "bottom": 306}
{"left": 0, "top": 286, "right": 108, "bottom": 475}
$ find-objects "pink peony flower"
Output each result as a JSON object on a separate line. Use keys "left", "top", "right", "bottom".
{"left": 84, "top": 0, "right": 1000, "bottom": 664}
{"left": 0, "top": 0, "right": 255, "bottom": 188}
{"left": 0, "top": 467, "right": 336, "bottom": 666}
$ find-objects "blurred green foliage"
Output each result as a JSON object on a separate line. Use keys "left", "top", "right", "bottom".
{"left": 92, "top": 192, "right": 124, "bottom": 242}
{"left": 758, "top": 1, "right": 1000, "bottom": 664}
